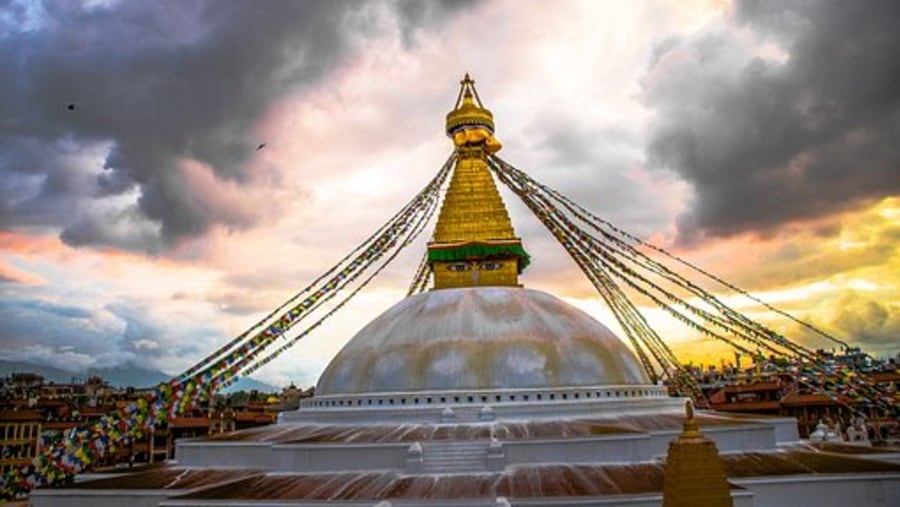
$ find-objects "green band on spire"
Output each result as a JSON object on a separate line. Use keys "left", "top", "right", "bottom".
{"left": 428, "top": 243, "right": 530, "bottom": 272}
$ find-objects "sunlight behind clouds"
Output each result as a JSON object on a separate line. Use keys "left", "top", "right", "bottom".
{"left": 1, "top": 0, "right": 897, "bottom": 388}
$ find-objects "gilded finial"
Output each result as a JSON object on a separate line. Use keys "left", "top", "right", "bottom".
{"left": 446, "top": 73, "right": 496, "bottom": 137}
{"left": 682, "top": 399, "right": 701, "bottom": 437}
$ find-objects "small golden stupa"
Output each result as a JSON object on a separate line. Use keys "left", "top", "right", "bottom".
{"left": 428, "top": 74, "right": 530, "bottom": 289}
{"left": 662, "top": 400, "right": 734, "bottom": 507}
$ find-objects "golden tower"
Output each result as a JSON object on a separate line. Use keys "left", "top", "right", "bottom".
{"left": 662, "top": 401, "right": 734, "bottom": 507}
{"left": 428, "top": 74, "right": 530, "bottom": 289}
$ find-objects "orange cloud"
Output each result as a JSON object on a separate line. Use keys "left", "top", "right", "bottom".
{"left": 542, "top": 197, "right": 900, "bottom": 366}
{"left": 0, "top": 231, "right": 66, "bottom": 256}
{"left": 0, "top": 258, "right": 45, "bottom": 285}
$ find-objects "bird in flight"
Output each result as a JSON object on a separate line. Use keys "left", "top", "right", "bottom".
{"left": 256, "top": 143, "right": 267, "bottom": 151}
{"left": 67, "top": 104, "right": 76, "bottom": 111}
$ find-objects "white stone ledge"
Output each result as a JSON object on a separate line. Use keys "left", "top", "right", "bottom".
{"left": 176, "top": 441, "right": 272, "bottom": 468}
{"left": 504, "top": 434, "right": 652, "bottom": 465}
{"left": 284, "top": 393, "right": 683, "bottom": 425}
{"left": 732, "top": 472, "right": 900, "bottom": 507}
{"left": 156, "top": 489, "right": 755, "bottom": 507}
{"left": 271, "top": 442, "right": 409, "bottom": 472}
{"left": 647, "top": 423, "right": 775, "bottom": 456}
{"left": 300, "top": 385, "right": 668, "bottom": 411}
{"left": 32, "top": 489, "right": 188, "bottom": 507}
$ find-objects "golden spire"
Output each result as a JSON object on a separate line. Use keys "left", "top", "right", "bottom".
{"left": 428, "top": 75, "right": 529, "bottom": 290}
{"left": 662, "top": 400, "right": 734, "bottom": 507}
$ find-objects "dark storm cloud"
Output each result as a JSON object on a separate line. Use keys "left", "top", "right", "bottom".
{"left": 0, "top": 0, "right": 477, "bottom": 252}
{"left": 643, "top": 0, "right": 900, "bottom": 242}
{"left": 392, "top": 0, "right": 478, "bottom": 47}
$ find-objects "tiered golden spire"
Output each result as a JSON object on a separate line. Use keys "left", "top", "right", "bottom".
{"left": 428, "top": 75, "right": 529, "bottom": 289}
{"left": 662, "top": 401, "right": 734, "bottom": 507}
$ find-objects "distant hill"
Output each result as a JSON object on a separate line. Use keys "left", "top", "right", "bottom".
{"left": 221, "top": 377, "right": 280, "bottom": 394}
{"left": 0, "top": 360, "right": 278, "bottom": 393}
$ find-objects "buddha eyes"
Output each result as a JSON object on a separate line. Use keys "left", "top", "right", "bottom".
{"left": 446, "top": 262, "right": 502, "bottom": 272}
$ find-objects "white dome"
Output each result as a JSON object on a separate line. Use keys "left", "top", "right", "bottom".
{"left": 316, "top": 287, "right": 650, "bottom": 395}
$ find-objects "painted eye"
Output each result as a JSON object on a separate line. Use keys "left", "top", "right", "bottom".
{"left": 447, "top": 263, "right": 471, "bottom": 272}
{"left": 479, "top": 262, "right": 502, "bottom": 271}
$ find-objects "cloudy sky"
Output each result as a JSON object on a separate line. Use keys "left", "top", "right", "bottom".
{"left": 1, "top": 0, "right": 898, "bottom": 387}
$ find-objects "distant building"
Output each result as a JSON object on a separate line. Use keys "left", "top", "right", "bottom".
{"left": 0, "top": 372, "right": 281, "bottom": 472}
{"left": 683, "top": 351, "right": 899, "bottom": 440}
{"left": 0, "top": 410, "right": 41, "bottom": 474}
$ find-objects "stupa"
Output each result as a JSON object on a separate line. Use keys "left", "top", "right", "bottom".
{"left": 32, "top": 76, "right": 900, "bottom": 507}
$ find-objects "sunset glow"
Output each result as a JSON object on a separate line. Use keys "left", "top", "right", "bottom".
{"left": 1, "top": 0, "right": 897, "bottom": 388}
